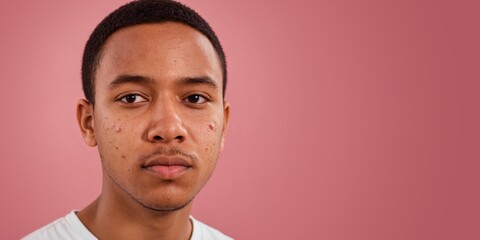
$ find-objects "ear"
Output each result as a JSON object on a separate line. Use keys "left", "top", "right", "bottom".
{"left": 77, "top": 99, "right": 97, "bottom": 147}
{"left": 220, "top": 101, "right": 230, "bottom": 151}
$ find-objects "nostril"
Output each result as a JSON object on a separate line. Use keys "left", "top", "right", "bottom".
{"left": 175, "top": 135, "right": 185, "bottom": 141}
{"left": 153, "top": 136, "right": 162, "bottom": 141}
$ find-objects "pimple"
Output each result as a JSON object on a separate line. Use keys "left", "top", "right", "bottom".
{"left": 208, "top": 122, "right": 216, "bottom": 131}
{"left": 115, "top": 125, "right": 122, "bottom": 132}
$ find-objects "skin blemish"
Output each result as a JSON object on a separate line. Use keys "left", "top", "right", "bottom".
{"left": 115, "top": 125, "right": 122, "bottom": 132}
{"left": 208, "top": 122, "right": 216, "bottom": 132}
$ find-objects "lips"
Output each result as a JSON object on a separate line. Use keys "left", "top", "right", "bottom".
{"left": 142, "top": 156, "right": 192, "bottom": 179}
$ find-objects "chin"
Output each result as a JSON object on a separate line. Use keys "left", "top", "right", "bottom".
{"left": 136, "top": 194, "right": 196, "bottom": 212}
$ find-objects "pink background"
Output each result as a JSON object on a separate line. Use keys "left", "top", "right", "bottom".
{"left": 1, "top": 0, "right": 479, "bottom": 239}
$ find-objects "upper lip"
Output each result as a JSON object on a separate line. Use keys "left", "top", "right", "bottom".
{"left": 142, "top": 156, "right": 192, "bottom": 168}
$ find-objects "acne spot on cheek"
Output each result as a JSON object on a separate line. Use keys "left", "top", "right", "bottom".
{"left": 110, "top": 122, "right": 115, "bottom": 130}
{"left": 208, "top": 122, "right": 216, "bottom": 132}
{"left": 121, "top": 155, "right": 126, "bottom": 159}
{"left": 115, "top": 125, "right": 122, "bottom": 132}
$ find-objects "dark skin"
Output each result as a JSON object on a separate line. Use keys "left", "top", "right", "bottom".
{"left": 76, "top": 22, "right": 230, "bottom": 240}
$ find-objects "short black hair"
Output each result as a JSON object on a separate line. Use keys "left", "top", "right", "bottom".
{"left": 82, "top": 0, "right": 227, "bottom": 104}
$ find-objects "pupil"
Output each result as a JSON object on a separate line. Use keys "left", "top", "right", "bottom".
{"left": 126, "top": 95, "right": 136, "bottom": 103}
{"left": 189, "top": 95, "right": 199, "bottom": 103}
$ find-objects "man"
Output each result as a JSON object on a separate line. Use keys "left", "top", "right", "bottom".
{"left": 23, "top": 0, "right": 231, "bottom": 239}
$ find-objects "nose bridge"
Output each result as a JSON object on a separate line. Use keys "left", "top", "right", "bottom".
{"left": 147, "top": 94, "right": 187, "bottom": 142}
{"left": 155, "top": 94, "right": 180, "bottom": 121}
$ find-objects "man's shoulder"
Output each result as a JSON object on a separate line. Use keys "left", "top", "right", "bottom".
{"left": 191, "top": 216, "right": 233, "bottom": 240}
{"left": 22, "top": 211, "right": 97, "bottom": 240}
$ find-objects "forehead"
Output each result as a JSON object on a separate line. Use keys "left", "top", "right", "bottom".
{"left": 96, "top": 22, "right": 222, "bottom": 89}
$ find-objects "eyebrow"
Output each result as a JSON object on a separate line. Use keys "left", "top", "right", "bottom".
{"left": 108, "top": 75, "right": 155, "bottom": 89}
{"left": 177, "top": 76, "right": 218, "bottom": 90}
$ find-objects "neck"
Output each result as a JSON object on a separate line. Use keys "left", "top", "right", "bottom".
{"left": 77, "top": 175, "right": 193, "bottom": 240}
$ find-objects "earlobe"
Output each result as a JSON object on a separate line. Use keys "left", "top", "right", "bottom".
{"left": 77, "top": 99, "right": 97, "bottom": 147}
{"left": 220, "top": 102, "right": 230, "bottom": 151}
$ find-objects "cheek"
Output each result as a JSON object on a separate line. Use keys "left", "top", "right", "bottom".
{"left": 105, "top": 120, "right": 122, "bottom": 134}
{"left": 96, "top": 117, "right": 136, "bottom": 155}
{"left": 101, "top": 118, "right": 123, "bottom": 137}
{"left": 200, "top": 120, "right": 223, "bottom": 153}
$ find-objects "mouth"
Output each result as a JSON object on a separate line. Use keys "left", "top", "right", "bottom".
{"left": 141, "top": 156, "right": 192, "bottom": 179}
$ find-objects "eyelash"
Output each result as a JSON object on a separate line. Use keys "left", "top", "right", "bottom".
{"left": 118, "top": 94, "right": 148, "bottom": 104}
{"left": 183, "top": 94, "right": 210, "bottom": 105}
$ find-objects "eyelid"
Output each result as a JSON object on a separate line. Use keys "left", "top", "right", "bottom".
{"left": 116, "top": 92, "right": 149, "bottom": 103}
{"left": 183, "top": 93, "right": 211, "bottom": 105}
{"left": 183, "top": 91, "right": 212, "bottom": 100}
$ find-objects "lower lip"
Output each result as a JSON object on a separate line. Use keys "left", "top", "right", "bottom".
{"left": 144, "top": 165, "right": 190, "bottom": 179}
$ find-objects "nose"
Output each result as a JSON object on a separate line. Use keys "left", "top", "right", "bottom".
{"left": 146, "top": 99, "right": 188, "bottom": 143}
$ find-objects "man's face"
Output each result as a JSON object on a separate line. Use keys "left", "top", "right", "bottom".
{"left": 79, "top": 22, "right": 229, "bottom": 211}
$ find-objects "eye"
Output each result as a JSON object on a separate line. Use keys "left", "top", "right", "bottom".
{"left": 185, "top": 94, "right": 208, "bottom": 104}
{"left": 119, "top": 94, "right": 148, "bottom": 104}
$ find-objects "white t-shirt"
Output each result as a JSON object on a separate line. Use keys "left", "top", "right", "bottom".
{"left": 23, "top": 211, "right": 232, "bottom": 240}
